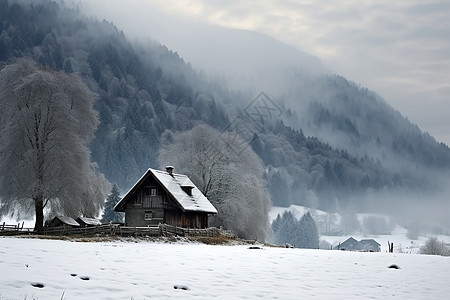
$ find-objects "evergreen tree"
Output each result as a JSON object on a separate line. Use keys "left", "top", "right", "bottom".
{"left": 271, "top": 213, "right": 282, "bottom": 233}
{"left": 296, "top": 212, "right": 319, "bottom": 249}
{"left": 268, "top": 170, "right": 291, "bottom": 207}
{"left": 272, "top": 211, "right": 319, "bottom": 248}
{"left": 273, "top": 211, "right": 297, "bottom": 246}
{"left": 101, "top": 184, "right": 124, "bottom": 223}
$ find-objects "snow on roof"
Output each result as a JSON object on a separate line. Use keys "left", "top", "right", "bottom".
{"left": 342, "top": 237, "right": 359, "bottom": 244}
{"left": 151, "top": 168, "right": 217, "bottom": 214}
{"left": 55, "top": 216, "right": 80, "bottom": 227}
{"left": 115, "top": 168, "right": 217, "bottom": 214}
{"left": 77, "top": 217, "right": 101, "bottom": 226}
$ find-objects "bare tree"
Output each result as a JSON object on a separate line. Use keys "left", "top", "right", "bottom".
{"left": 0, "top": 58, "right": 110, "bottom": 231}
{"left": 420, "top": 237, "right": 448, "bottom": 256}
{"left": 159, "top": 124, "right": 271, "bottom": 240}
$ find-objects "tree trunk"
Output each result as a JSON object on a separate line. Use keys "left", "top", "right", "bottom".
{"left": 34, "top": 196, "right": 44, "bottom": 232}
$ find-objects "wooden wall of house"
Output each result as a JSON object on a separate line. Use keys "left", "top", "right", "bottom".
{"left": 124, "top": 207, "right": 209, "bottom": 228}
{"left": 165, "top": 210, "right": 209, "bottom": 229}
{"left": 124, "top": 207, "right": 164, "bottom": 227}
{"left": 125, "top": 176, "right": 177, "bottom": 210}
{"left": 124, "top": 175, "right": 177, "bottom": 227}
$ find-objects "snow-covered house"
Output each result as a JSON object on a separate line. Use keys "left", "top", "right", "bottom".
{"left": 114, "top": 167, "right": 218, "bottom": 228}
{"left": 45, "top": 216, "right": 80, "bottom": 228}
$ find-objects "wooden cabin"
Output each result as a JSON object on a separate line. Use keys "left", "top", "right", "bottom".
{"left": 114, "top": 167, "right": 217, "bottom": 228}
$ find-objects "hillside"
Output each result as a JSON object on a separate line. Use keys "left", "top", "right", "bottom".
{"left": 1, "top": 0, "right": 449, "bottom": 218}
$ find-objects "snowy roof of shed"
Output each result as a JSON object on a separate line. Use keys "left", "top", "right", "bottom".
{"left": 54, "top": 216, "right": 80, "bottom": 227}
{"left": 114, "top": 168, "right": 217, "bottom": 214}
{"left": 76, "top": 217, "right": 101, "bottom": 226}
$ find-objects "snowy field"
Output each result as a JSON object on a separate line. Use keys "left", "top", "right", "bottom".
{"left": 1, "top": 236, "right": 450, "bottom": 299}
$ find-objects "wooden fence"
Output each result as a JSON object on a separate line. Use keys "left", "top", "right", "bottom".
{"left": 0, "top": 222, "right": 234, "bottom": 238}
{"left": 0, "top": 222, "right": 34, "bottom": 235}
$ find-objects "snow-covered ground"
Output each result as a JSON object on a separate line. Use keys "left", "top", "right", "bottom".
{"left": 1, "top": 236, "right": 450, "bottom": 299}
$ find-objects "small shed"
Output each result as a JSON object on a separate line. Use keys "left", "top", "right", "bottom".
{"left": 45, "top": 216, "right": 80, "bottom": 228}
{"left": 76, "top": 217, "right": 101, "bottom": 227}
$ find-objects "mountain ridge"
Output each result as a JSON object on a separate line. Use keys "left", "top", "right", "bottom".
{"left": 1, "top": 0, "right": 449, "bottom": 218}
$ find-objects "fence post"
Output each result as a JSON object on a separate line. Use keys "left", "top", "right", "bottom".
{"left": 387, "top": 241, "right": 394, "bottom": 253}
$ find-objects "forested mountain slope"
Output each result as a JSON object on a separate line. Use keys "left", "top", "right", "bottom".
{"left": 1, "top": 0, "right": 449, "bottom": 213}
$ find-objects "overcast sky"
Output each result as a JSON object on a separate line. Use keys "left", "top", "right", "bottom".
{"left": 79, "top": 0, "right": 450, "bottom": 145}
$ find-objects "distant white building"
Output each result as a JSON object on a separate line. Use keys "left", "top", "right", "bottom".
{"left": 334, "top": 237, "right": 380, "bottom": 252}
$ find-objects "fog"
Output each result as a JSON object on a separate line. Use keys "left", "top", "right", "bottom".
{"left": 76, "top": 1, "right": 324, "bottom": 76}
{"left": 75, "top": 0, "right": 450, "bottom": 146}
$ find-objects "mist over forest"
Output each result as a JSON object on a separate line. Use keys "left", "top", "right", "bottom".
{"left": 1, "top": 0, "right": 449, "bottom": 231}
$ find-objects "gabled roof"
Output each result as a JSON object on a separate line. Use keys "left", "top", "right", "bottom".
{"left": 114, "top": 168, "right": 218, "bottom": 214}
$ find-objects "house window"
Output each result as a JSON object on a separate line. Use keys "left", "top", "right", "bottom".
{"left": 145, "top": 187, "right": 157, "bottom": 197}
{"left": 181, "top": 186, "right": 193, "bottom": 196}
{"left": 144, "top": 211, "right": 153, "bottom": 220}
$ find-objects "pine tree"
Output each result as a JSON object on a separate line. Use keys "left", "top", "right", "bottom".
{"left": 271, "top": 214, "right": 282, "bottom": 233}
{"left": 273, "top": 211, "right": 297, "bottom": 246}
{"left": 101, "top": 184, "right": 124, "bottom": 223}
{"left": 272, "top": 211, "right": 320, "bottom": 248}
{"left": 297, "top": 212, "right": 319, "bottom": 249}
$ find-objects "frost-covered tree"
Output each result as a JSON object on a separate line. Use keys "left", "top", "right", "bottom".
{"left": 0, "top": 58, "right": 110, "bottom": 231}
{"left": 272, "top": 211, "right": 297, "bottom": 245}
{"left": 297, "top": 212, "right": 319, "bottom": 249}
{"left": 101, "top": 184, "right": 124, "bottom": 223}
{"left": 420, "top": 237, "right": 449, "bottom": 256}
{"left": 272, "top": 211, "right": 319, "bottom": 248}
{"left": 159, "top": 124, "right": 271, "bottom": 240}
{"left": 267, "top": 168, "right": 291, "bottom": 207}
